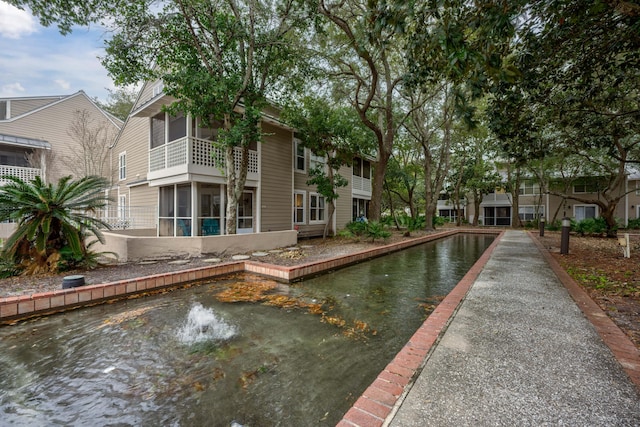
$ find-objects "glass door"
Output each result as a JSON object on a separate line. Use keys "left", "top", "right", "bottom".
{"left": 237, "top": 191, "right": 254, "bottom": 234}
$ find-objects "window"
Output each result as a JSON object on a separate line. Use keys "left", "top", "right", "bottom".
{"left": 309, "top": 153, "right": 326, "bottom": 171}
{"left": 294, "top": 140, "right": 305, "bottom": 172}
{"left": 150, "top": 112, "right": 166, "bottom": 149}
{"left": 352, "top": 158, "right": 372, "bottom": 179}
{"left": 519, "top": 205, "right": 544, "bottom": 221}
{"left": 636, "top": 181, "right": 640, "bottom": 196}
{"left": 309, "top": 193, "right": 325, "bottom": 222}
{"left": 573, "top": 181, "right": 598, "bottom": 194}
{"left": 353, "top": 157, "right": 362, "bottom": 177}
{"left": 362, "top": 159, "right": 371, "bottom": 179}
{"left": 294, "top": 191, "right": 305, "bottom": 224}
{"left": 118, "top": 152, "right": 126, "bottom": 180}
{"left": 353, "top": 198, "right": 368, "bottom": 220}
{"left": 519, "top": 180, "right": 540, "bottom": 195}
{"left": 575, "top": 205, "right": 597, "bottom": 221}
{"left": 152, "top": 83, "right": 164, "bottom": 97}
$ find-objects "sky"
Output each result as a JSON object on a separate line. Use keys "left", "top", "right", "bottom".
{"left": 0, "top": 2, "right": 117, "bottom": 102}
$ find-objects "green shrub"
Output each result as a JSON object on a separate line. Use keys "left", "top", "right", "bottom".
{"left": 365, "top": 220, "right": 391, "bottom": 242}
{"left": 432, "top": 216, "right": 446, "bottom": 227}
{"left": 345, "top": 220, "right": 368, "bottom": 236}
{"left": 396, "top": 214, "right": 425, "bottom": 231}
{"left": 627, "top": 218, "right": 640, "bottom": 229}
{"left": 572, "top": 217, "right": 609, "bottom": 236}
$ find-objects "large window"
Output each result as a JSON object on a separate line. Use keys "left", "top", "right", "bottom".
{"left": 158, "top": 184, "right": 192, "bottom": 236}
{"left": 309, "top": 153, "right": 326, "bottom": 171}
{"left": 574, "top": 205, "right": 597, "bottom": 221}
{"left": 519, "top": 180, "right": 540, "bottom": 195}
{"left": 309, "top": 193, "right": 325, "bottom": 222}
{"left": 573, "top": 180, "right": 598, "bottom": 194}
{"left": 294, "top": 191, "right": 305, "bottom": 224}
{"left": 519, "top": 205, "right": 544, "bottom": 221}
{"left": 353, "top": 158, "right": 371, "bottom": 179}
{"left": 118, "top": 152, "right": 126, "bottom": 180}
{"left": 352, "top": 198, "right": 368, "bottom": 220}
{"left": 294, "top": 139, "right": 305, "bottom": 172}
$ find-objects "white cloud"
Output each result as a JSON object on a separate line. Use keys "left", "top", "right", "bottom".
{"left": 0, "top": 2, "right": 37, "bottom": 39}
{"left": 54, "top": 79, "right": 71, "bottom": 90}
{"left": 0, "top": 82, "right": 26, "bottom": 96}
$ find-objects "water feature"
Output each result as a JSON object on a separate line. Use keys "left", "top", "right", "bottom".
{"left": 0, "top": 234, "right": 494, "bottom": 426}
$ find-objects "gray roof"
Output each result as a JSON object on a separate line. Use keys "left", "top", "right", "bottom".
{"left": 0, "top": 133, "right": 51, "bottom": 149}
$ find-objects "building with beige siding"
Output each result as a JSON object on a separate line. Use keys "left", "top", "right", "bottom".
{"left": 108, "top": 80, "right": 372, "bottom": 240}
{"left": 476, "top": 174, "right": 640, "bottom": 227}
{"left": 0, "top": 91, "right": 122, "bottom": 184}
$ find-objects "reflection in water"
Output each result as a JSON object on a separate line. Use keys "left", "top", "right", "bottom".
{"left": 0, "top": 234, "right": 493, "bottom": 426}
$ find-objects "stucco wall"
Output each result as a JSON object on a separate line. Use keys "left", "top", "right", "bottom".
{"left": 96, "top": 230, "right": 297, "bottom": 262}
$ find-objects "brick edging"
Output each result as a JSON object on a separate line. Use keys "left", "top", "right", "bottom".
{"left": 337, "top": 230, "right": 505, "bottom": 427}
{"left": 1, "top": 229, "right": 500, "bottom": 325}
{"left": 528, "top": 231, "right": 640, "bottom": 391}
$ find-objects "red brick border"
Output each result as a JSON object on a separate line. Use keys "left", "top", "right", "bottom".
{"left": 529, "top": 231, "right": 640, "bottom": 391}
{"left": 1, "top": 229, "right": 499, "bottom": 325}
{"left": 337, "top": 231, "right": 505, "bottom": 427}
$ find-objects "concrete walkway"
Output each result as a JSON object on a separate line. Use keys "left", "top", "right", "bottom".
{"left": 385, "top": 230, "right": 640, "bottom": 426}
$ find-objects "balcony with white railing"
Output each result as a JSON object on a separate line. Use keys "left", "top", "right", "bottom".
{"left": 148, "top": 137, "right": 259, "bottom": 182}
{"left": 0, "top": 165, "right": 41, "bottom": 184}
{"left": 352, "top": 175, "right": 372, "bottom": 197}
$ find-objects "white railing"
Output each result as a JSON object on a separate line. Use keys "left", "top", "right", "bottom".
{"left": 0, "top": 165, "right": 41, "bottom": 184}
{"left": 352, "top": 175, "right": 372, "bottom": 193}
{"left": 150, "top": 137, "right": 258, "bottom": 174}
{"left": 96, "top": 205, "right": 157, "bottom": 230}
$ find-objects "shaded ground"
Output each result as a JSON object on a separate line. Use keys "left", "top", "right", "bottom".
{"left": 2, "top": 228, "right": 638, "bottom": 352}
{"left": 536, "top": 231, "right": 640, "bottom": 349}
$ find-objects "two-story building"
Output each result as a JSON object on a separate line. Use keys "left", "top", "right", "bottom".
{"left": 0, "top": 91, "right": 122, "bottom": 184}
{"left": 108, "top": 80, "right": 372, "bottom": 248}
{"left": 0, "top": 91, "right": 123, "bottom": 238}
{"left": 476, "top": 174, "right": 640, "bottom": 227}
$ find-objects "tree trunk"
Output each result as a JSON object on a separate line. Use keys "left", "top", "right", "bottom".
{"left": 369, "top": 150, "right": 390, "bottom": 222}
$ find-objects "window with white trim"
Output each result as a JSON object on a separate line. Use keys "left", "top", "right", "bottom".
{"left": 118, "top": 152, "right": 126, "bottom": 180}
{"left": 309, "top": 152, "right": 326, "bottom": 172}
{"left": 152, "top": 83, "right": 164, "bottom": 97}
{"left": 573, "top": 181, "right": 598, "bottom": 194}
{"left": 309, "top": 193, "right": 325, "bottom": 222}
{"left": 574, "top": 205, "right": 597, "bottom": 221}
{"left": 519, "top": 180, "right": 540, "bottom": 195}
{"left": 294, "top": 191, "right": 305, "bottom": 224}
{"left": 518, "top": 205, "right": 545, "bottom": 221}
{"left": 294, "top": 139, "right": 305, "bottom": 172}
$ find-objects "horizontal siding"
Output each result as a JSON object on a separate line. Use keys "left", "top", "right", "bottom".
{"left": 8, "top": 98, "right": 58, "bottom": 118}
{"left": 260, "top": 123, "right": 293, "bottom": 232}
{"left": 0, "top": 93, "right": 119, "bottom": 182}
{"left": 112, "top": 116, "right": 149, "bottom": 187}
{"left": 335, "top": 164, "right": 353, "bottom": 230}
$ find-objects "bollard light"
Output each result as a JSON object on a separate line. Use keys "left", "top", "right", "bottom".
{"left": 539, "top": 217, "right": 545, "bottom": 237}
{"left": 560, "top": 217, "right": 570, "bottom": 255}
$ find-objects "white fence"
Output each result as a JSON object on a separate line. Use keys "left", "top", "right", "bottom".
{"left": 97, "top": 206, "right": 157, "bottom": 230}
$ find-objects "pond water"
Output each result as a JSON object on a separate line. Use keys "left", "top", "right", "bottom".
{"left": 0, "top": 234, "right": 494, "bottom": 426}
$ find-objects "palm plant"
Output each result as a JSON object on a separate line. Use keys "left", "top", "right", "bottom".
{"left": 0, "top": 175, "right": 111, "bottom": 275}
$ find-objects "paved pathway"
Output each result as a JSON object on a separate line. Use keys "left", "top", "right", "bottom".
{"left": 387, "top": 230, "right": 640, "bottom": 426}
